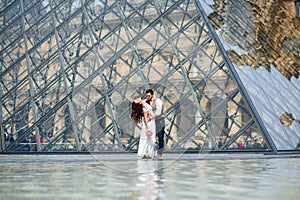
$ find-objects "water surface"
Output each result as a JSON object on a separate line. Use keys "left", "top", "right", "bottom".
{"left": 0, "top": 157, "right": 299, "bottom": 200}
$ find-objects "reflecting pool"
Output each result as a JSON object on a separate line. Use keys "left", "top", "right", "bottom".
{"left": 0, "top": 156, "right": 299, "bottom": 200}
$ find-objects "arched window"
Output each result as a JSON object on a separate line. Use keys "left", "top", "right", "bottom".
{"left": 296, "top": 1, "right": 300, "bottom": 17}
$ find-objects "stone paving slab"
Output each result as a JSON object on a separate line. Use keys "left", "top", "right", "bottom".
{"left": 0, "top": 152, "right": 299, "bottom": 163}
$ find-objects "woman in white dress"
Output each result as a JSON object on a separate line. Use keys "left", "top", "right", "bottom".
{"left": 131, "top": 98, "right": 157, "bottom": 159}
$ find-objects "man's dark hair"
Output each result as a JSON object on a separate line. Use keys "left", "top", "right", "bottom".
{"left": 145, "top": 88, "right": 154, "bottom": 95}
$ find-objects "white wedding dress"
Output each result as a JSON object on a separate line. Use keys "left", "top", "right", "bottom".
{"left": 137, "top": 103, "right": 157, "bottom": 158}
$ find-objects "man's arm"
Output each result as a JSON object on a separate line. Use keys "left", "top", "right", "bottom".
{"left": 154, "top": 99, "right": 163, "bottom": 118}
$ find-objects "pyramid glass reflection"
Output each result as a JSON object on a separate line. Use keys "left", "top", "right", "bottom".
{"left": 1, "top": 0, "right": 299, "bottom": 153}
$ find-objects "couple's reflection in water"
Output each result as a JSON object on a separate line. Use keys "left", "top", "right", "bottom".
{"left": 136, "top": 159, "right": 166, "bottom": 200}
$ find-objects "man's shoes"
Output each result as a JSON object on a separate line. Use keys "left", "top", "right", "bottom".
{"left": 155, "top": 154, "right": 162, "bottom": 160}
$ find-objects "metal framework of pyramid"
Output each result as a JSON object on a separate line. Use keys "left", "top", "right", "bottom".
{"left": 1, "top": 0, "right": 295, "bottom": 153}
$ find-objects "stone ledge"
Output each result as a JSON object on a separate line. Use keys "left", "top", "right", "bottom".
{"left": 1, "top": 152, "right": 299, "bottom": 163}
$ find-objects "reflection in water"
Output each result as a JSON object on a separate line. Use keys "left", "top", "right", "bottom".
{"left": 135, "top": 160, "right": 167, "bottom": 200}
{"left": 136, "top": 160, "right": 159, "bottom": 199}
{"left": 0, "top": 158, "right": 299, "bottom": 199}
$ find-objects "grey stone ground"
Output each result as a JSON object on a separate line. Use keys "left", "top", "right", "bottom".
{"left": 1, "top": 152, "right": 299, "bottom": 163}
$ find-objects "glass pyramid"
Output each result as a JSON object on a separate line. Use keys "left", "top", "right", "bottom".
{"left": 0, "top": 0, "right": 298, "bottom": 153}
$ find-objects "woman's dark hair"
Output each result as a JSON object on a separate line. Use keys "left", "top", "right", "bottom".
{"left": 131, "top": 102, "right": 143, "bottom": 124}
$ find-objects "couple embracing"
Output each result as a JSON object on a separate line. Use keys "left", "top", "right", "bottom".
{"left": 131, "top": 89, "right": 165, "bottom": 160}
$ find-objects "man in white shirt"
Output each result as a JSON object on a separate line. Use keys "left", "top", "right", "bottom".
{"left": 145, "top": 89, "right": 165, "bottom": 160}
